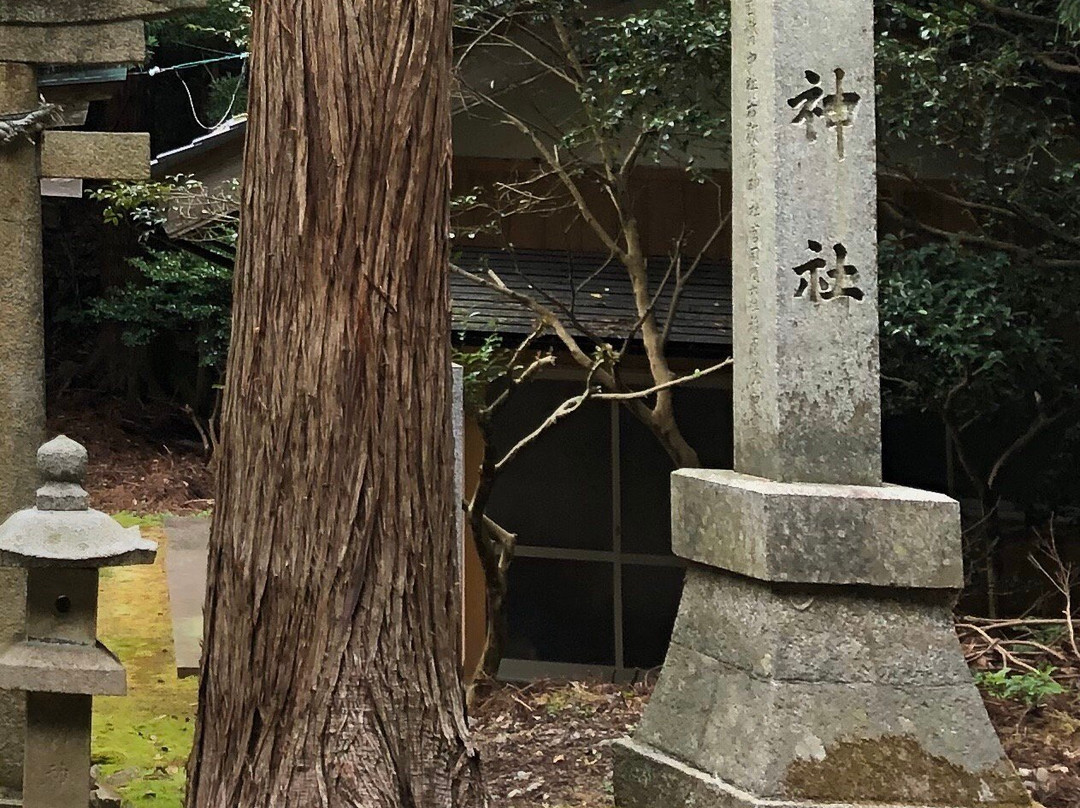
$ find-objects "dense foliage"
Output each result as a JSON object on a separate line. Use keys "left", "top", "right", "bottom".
{"left": 147, "top": 0, "right": 250, "bottom": 50}
{"left": 85, "top": 249, "right": 232, "bottom": 374}
{"left": 877, "top": 3, "right": 1080, "bottom": 516}
{"left": 455, "top": 0, "right": 730, "bottom": 167}
{"left": 878, "top": 3, "right": 1080, "bottom": 271}
{"left": 880, "top": 239, "right": 1080, "bottom": 509}
{"left": 1062, "top": 0, "right": 1080, "bottom": 28}
{"left": 451, "top": 0, "right": 730, "bottom": 160}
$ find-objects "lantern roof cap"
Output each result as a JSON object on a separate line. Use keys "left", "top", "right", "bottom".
{"left": 0, "top": 437, "right": 156, "bottom": 568}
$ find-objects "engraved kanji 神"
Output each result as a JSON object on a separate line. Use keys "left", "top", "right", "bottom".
{"left": 787, "top": 68, "right": 861, "bottom": 158}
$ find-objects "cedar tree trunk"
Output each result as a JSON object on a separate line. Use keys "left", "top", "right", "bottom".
{"left": 184, "top": 1, "right": 486, "bottom": 805}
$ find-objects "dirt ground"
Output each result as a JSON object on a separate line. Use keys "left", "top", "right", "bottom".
{"left": 64, "top": 397, "right": 1080, "bottom": 808}
{"left": 470, "top": 679, "right": 1080, "bottom": 808}
{"left": 985, "top": 693, "right": 1080, "bottom": 808}
{"left": 49, "top": 393, "right": 213, "bottom": 514}
{"left": 471, "top": 679, "right": 651, "bottom": 807}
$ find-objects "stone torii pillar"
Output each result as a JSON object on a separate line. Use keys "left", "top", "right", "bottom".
{"left": 613, "top": 2, "right": 1030, "bottom": 808}
{"left": 0, "top": 0, "right": 203, "bottom": 795}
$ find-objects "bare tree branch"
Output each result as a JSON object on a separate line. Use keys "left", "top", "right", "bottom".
{"left": 494, "top": 361, "right": 604, "bottom": 473}
{"left": 882, "top": 199, "right": 1080, "bottom": 269}
{"left": 986, "top": 401, "right": 1075, "bottom": 491}
{"left": 593, "top": 359, "right": 731, "bottom": 401}
{"left": 970, "top": 0, "right": 1058, "bottom": 27}
{"left": 1035, "top": 51, "right": 1080, "bottom": 73}
{"left": 662, "top": 188, "right": 730, "bottom": 346}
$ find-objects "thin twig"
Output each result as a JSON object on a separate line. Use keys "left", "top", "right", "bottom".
{"left": 593, "top": 359, "right": 732, "bottom": 401}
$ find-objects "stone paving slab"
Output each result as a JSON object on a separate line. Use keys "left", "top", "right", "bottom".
{"left": 162, "top": 515, "right": 208, "bottom": 679}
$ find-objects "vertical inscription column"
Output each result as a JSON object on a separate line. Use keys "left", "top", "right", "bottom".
{"left": 732, "top": 0, "right": 880, "bottom": 485}
{"left": 0, "top": 62, "right": 44, "bottom": 793}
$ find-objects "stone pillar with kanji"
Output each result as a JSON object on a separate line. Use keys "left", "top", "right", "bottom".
{"left": 612, "top": 2, "right": 1031, "bottom": 807}
{"left": 0, "top": 0, "right": 204, "bottom": 795}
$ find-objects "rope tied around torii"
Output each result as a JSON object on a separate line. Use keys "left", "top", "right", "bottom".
{"left": 0, "top": 100, "right": 63, "bottom": 148}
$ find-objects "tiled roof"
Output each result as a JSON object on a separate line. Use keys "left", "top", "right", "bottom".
{"left": 452, "top": 247, "right": 732, "bottom": 347}
{"left": 38, "top": 66, "right": 129, "bottom": 86}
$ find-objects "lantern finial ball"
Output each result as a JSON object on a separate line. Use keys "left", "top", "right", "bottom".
{"left": 37, "top": 436, "right": 88, "bottom": 485}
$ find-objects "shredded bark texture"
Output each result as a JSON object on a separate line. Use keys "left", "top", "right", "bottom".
{"left": 184, "top": 1, "right": 486, "bottom": 805}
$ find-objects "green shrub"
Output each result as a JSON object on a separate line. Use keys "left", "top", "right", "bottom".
{"left": 974, "top": 666, "right": 1065, "bottom": 707}
{"left": 85, "top": 249, "right": 232, "bottom": 374}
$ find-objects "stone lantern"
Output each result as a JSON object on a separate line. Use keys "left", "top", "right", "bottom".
{"left": 0, "top": 436, "right": 156, "bottom": 808}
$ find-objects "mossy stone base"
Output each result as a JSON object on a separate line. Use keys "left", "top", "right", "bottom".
{"left": 613, "top": 739, "right": 1033, "bottom": 808}
{"left": 623, "top": 567, "right": 1030, "bottom": 807}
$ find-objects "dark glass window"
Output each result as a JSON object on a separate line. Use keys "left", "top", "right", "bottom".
{"left": 674, "top": 386, "right": 735, "bottom": 469}
{"left": 622, "top": 565, "right": 684, "bottom": 669}
{"left": 491, "top": 376, "right": 732, "bottom": 675}
{"left": 620, "top": 406, "right": 675, "bottom": 555}
{"left": 505, "top": 558, "right": 615, "bottom": 666}
{"left": 488, "top": 380, "right": 612, "bottom": 551}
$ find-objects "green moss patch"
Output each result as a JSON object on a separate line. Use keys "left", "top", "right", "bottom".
{"left": 94, "top": 522, "right": 198, "bottom": 808}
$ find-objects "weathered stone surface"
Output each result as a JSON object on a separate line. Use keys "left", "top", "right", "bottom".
{"left": 0, "top": 20, "right": 145, "bottom": 65}
{"left": 0, "top": 687, "right": 22, "bottom": 792}
{"left": 731, "top": 0, "right": 880, "bottom": 486}
{"left": 637, "top": 641, "right": 1026, "bottom": 805}
{"left": 163, "top": 515, "right": 208, "bottom": 678}
{"left": 36, "top": 435, "right": 91, "bottom": 510}
{"left": 618, "top": 0, "right": 1031, "bottom": 805}
{"left": 672, "top": 469, "right": 963, "bottom": 588}
{"left": 26, "top": 568, "right": 98, "bottom": 646}
{"left": 0, "top": 61, "right": 41, "bottom": 793}
{"left": 35, "top": 481, "right": 90, "bottom": 512}
{"left": 24, "top": 692, "right": 91, "bottom": 808}
{"left": 622, "top": 565, "right": 1029, "bottom": 806}
{"left": 0, "top": 442, "right": 147, "bottom": 801}
{"left": 91, "top": 781, "right": 123, "bottom": 808}
{"left": 614, "top": 739, "right": 750, "bottom": 808}
{"left": 670, "top": 567, "right": 968, "bottom": 685}
{"left": 37, "top": 435, "right": 87, "bottom": 484}
{"left": 0, "top": 498, "right": 156, "bottom": 568}
{"left": 453, "top": 363, "right": 466, "bottom": 648}
{"left": 40, "top": 131, "right": 150, "bottom": 180}
{"left": 0, "top": 641, "right": 126, "bottom": 696}
{"left": 453, "top": 363, "right": 465, "bottom": 539}
{"left": 612, "top": 739, "right": 1031, "bottom": 808}
{"left": 0, "top": 0, "right": 204, "bottom": 24}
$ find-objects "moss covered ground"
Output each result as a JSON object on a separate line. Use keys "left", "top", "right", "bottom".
{"left": 93, "top": 515, "right": 197, "bottom": 808}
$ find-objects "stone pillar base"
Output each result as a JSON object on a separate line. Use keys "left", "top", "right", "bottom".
{"left": 24, "top": 692, "right": 91, "bottom": 808}
{"left": 613, "top": 739, "right": 1030, "bottom": 808}
{"left": 616, "top": 565, "right": 1030, "bottom": 808}
{"left": 671, "top": 470, "right": 963, "bottom": 589}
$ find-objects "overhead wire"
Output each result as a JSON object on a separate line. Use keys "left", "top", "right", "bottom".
{"left": 145, "top": 52, "right": 250, "bottom": 130}
{"left": 176, "top": 58, "right": 249, "bottom": 131}
{"left": 145, "top": 52, "right": 248, "bottom": 77}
